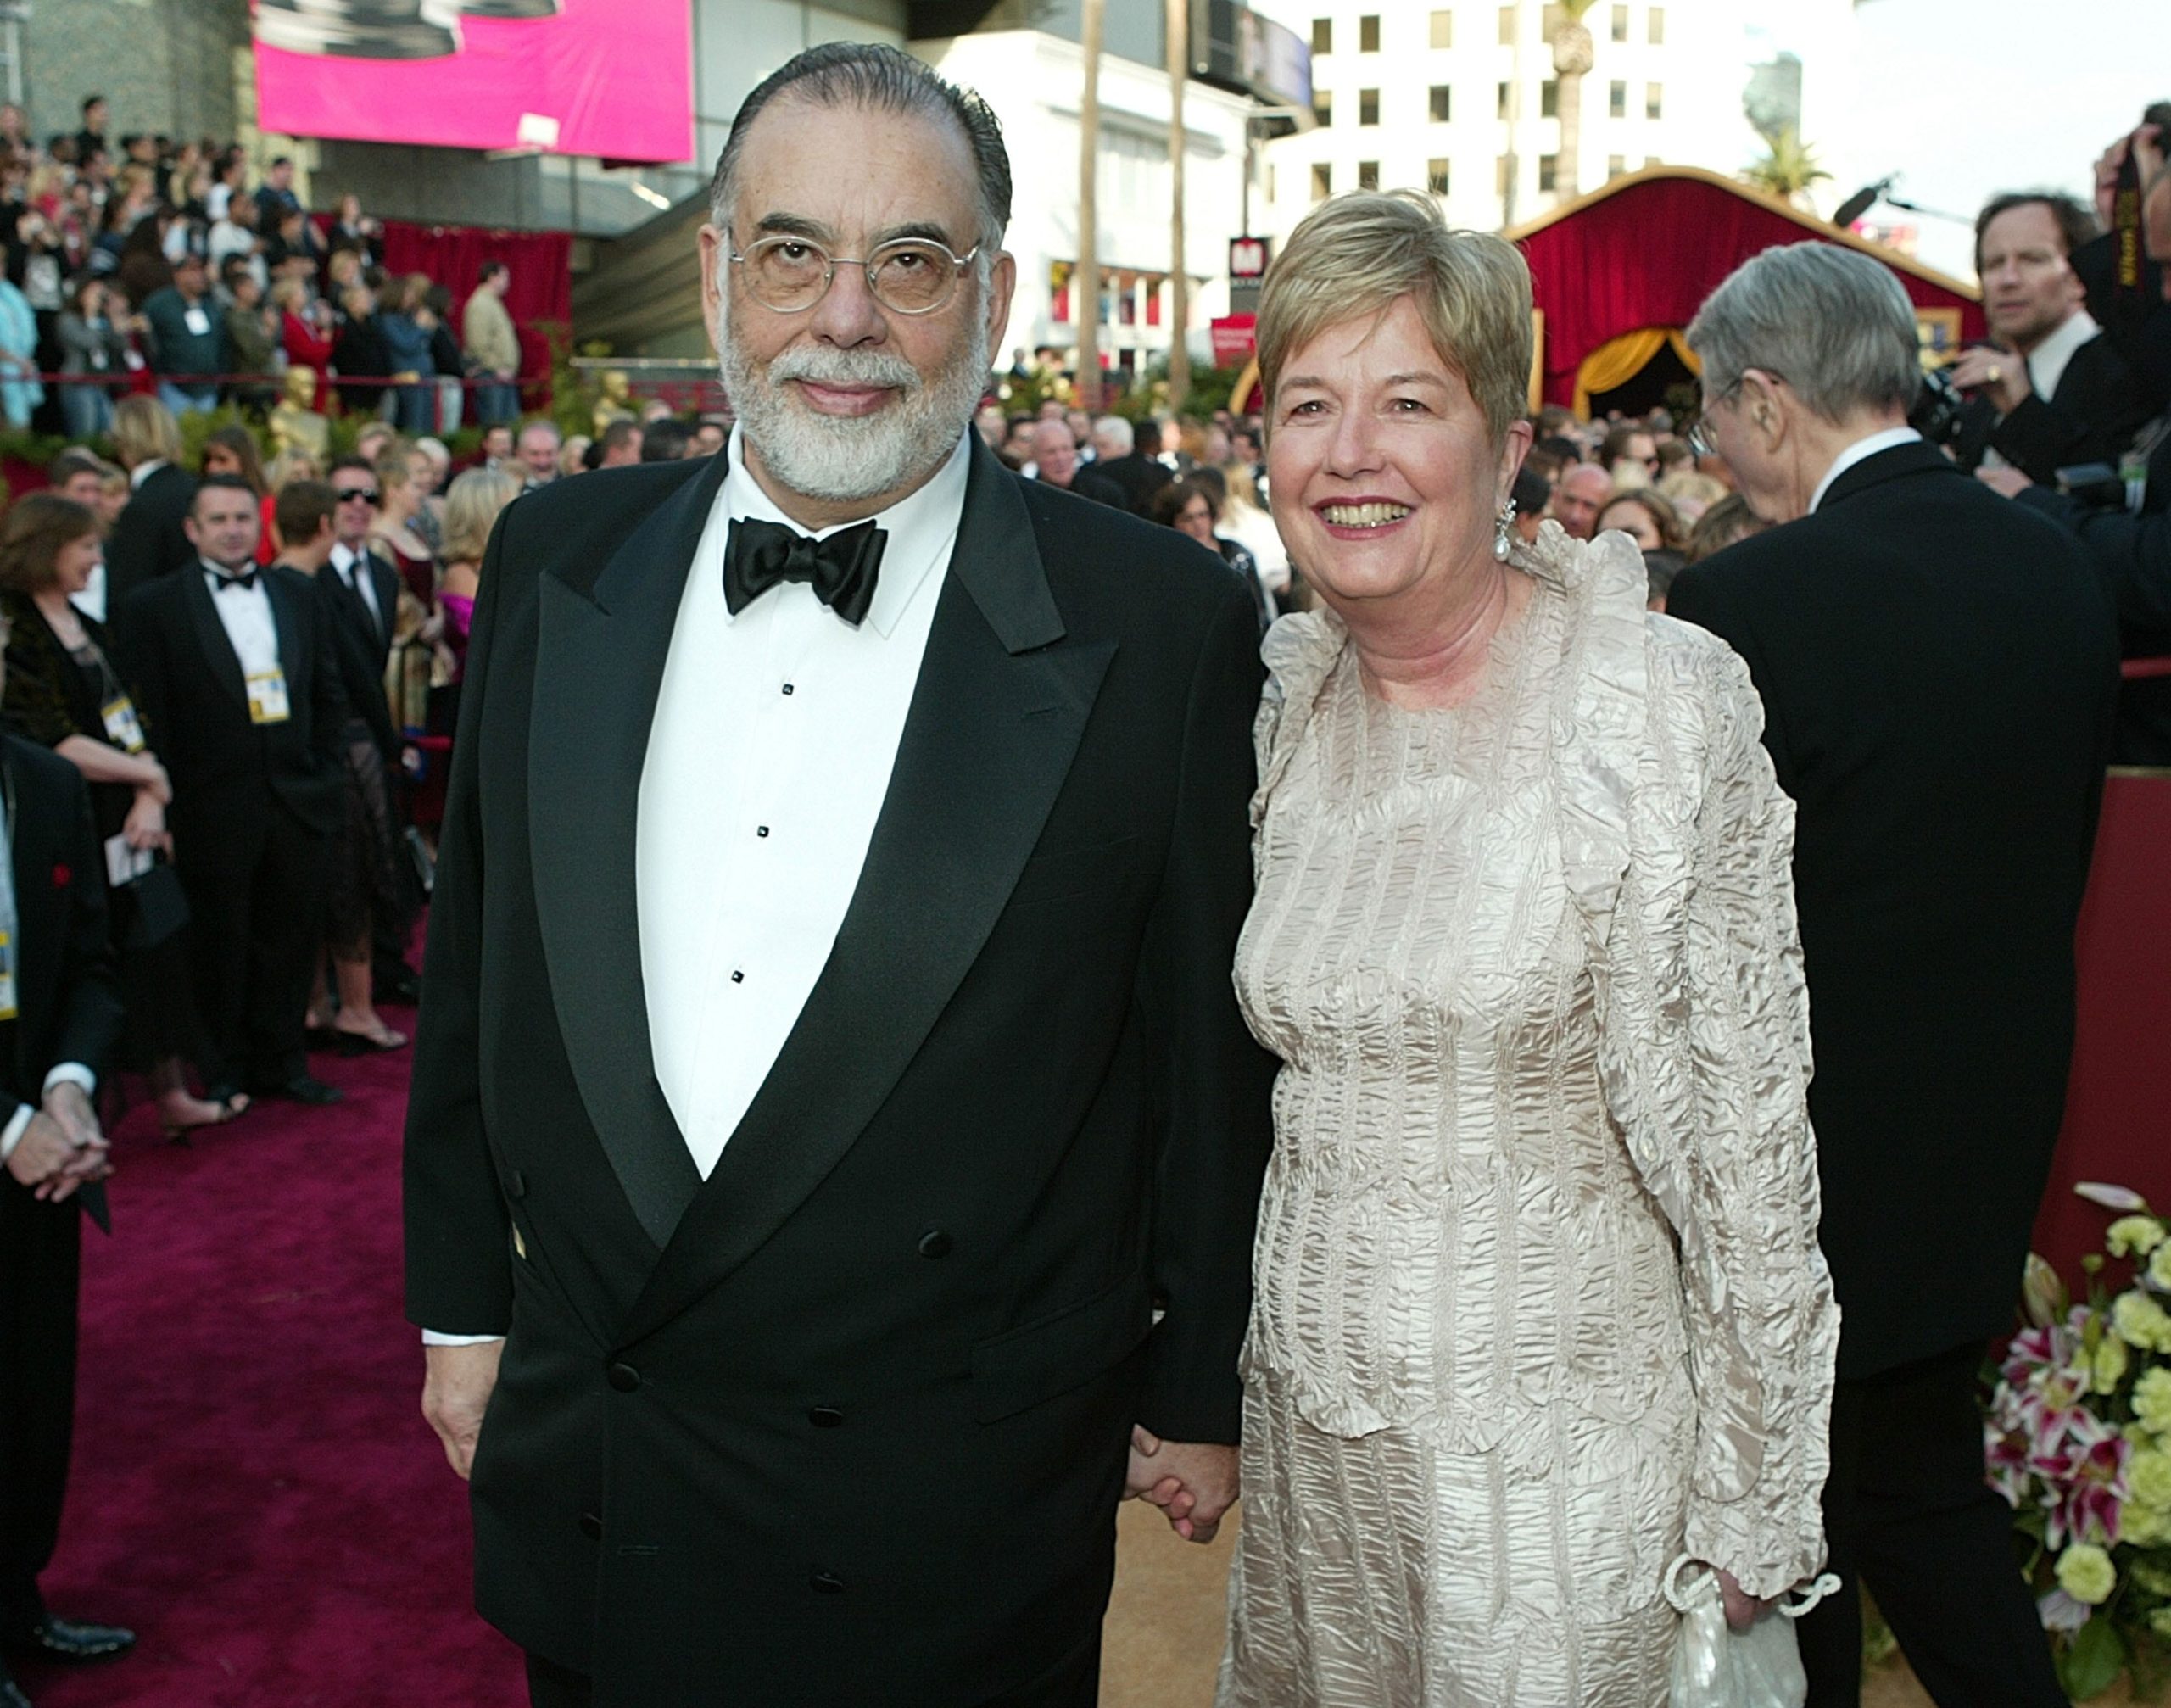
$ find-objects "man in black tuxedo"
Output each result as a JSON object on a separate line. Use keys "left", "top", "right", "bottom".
{"left": 1667, "top": 243, "right": 2119, "bottom": 1708}
{"left": 0, "top": 658, "right": 130, "bottom": 1708}
{"left": 1950, "top": 193, "right": 2150, "bottom": 483}
{"left": 120, "top": 477, "right": 348, "bottom": 1107}
{"left": 101, "top": 397, "right": 198, "bottom": 623}
{"left": 406, "top": 42, "right": 1275, "bottom": 1708}
{"left": 1090, "top": 415, "right": 1174, "bottom": 515}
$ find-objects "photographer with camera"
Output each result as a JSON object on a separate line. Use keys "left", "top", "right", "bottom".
{"left": 1979, "top": 111, "right": 2171, "bottom": 763}
{"left": 1948, "top": 191, "right": 2151, "bottom": 484}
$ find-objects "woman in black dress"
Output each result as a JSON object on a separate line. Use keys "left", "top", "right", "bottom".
{"left": 0, "top": 494, "right": 245, "bottom": 1139}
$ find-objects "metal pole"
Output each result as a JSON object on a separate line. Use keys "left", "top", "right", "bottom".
{"left": 1076, "top": 0, "right": 1104, "bottom": 411}
{"left": 1165, "top": 0, "right": 1189, "bottom": 408}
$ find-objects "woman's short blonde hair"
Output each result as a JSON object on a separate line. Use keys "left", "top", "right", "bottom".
{"left": 110, "top": 394, "right": 185, "bottom": 470}
{"left": 1258, "top": 190, "right": 1532, "bottom": 446}
{"left": 439, "top": 466, "right": 521, "bottom": 564}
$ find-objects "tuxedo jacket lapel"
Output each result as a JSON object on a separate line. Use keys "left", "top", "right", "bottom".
{"left": 181, "top": 567, "right": 250, "bottom": 712}
{"left": 620, "top": 444, "right": 1113, "bottom": 1344}
{"left": 531, "top": 457, "right": 726, "bottom": 1250}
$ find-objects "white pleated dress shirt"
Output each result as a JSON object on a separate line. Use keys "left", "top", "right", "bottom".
{"left": 640, "top": 427, "right": 969, "bottom": 1177}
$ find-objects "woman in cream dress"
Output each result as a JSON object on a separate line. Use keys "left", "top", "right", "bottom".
{"left": 1215, "top": 192, "right": 1839, "bottom": 1705}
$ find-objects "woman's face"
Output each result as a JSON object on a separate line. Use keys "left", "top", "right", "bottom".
{"left": 54, "top": 532, "right": 102, "bottom": 596}
{"left": 1267, "top": 293, "right": 1528, "bottom": 615}
{"left": 1596, "top": 497, "right": 1661, "bottom": 550}
{"left": 1172, "top": 493, "right": 1217, "bottom": 546}
{"left": 202, "top": 444, "right": 241, "bottom": 478}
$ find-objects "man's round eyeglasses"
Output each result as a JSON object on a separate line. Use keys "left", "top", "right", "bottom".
{"left": 728, "top": 235, "right": 979, "bottom": 316}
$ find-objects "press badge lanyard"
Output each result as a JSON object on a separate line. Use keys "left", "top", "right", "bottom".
{"left": 89, "top": 647, "right": 146, "bottom": 754}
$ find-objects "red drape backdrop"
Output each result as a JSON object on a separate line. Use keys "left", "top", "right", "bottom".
{"left": 372, "top": 220, "right": 571, "bottom": 326}
{"left": 1512, "top": 168, "right": 1986, "bottom": 410}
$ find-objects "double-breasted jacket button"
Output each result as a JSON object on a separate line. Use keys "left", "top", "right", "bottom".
{"left": 809, "top": 1570, "right": 846, "bottom": 1594}
{"left": 579, "top": 1511, "right": 603, "bottom": 1539}
{"left": 807, "top": 1405, "right": 845, "bottom": 1428}
{"left": 606, "top": 1361, "right": 641, "bottom": 1393}
{"left": 917, "top": 1230, "right": 952, "bottom": 1259}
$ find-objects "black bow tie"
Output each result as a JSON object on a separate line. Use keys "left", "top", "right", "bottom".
{"left": 723, "top": 516, "right": 886, "bottom": 627}
{"left": 209, "top": 568, "right": 258, "bottom": 593}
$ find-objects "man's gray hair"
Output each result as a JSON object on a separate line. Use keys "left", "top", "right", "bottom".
{"left": 1093, "top": 415, "right": 1134, "bottom": 455}
{"left": 1687, "top": 242, "right": 1922, "bottom": 424}
{"left": 709, "top": 43, "right": 1011, "bottom": 257}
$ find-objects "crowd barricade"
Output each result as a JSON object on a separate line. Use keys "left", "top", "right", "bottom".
{"left": 567, "top": 356, "right": 728, "bottom": 422}
{"left": 2032, "top": 660, "right": 2171, "bottom": 1284}
{"left": 29, "top": 369, "right": 549, "bottom": 439}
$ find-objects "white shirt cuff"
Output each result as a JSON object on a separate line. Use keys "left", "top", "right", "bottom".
{"left": 44, "top": 1063, "right": 97, "bottom": 1098}
{"left": 422, "top": 1331, "right": 508, "bottom": 1346}
{"left": 0, "top": 1102, "right": 30, "bottom": 1162}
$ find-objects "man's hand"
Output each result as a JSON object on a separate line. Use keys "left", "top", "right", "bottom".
{"left": 1124, "top": 1425, "right": 1239, "bottom": 1543}
{"left": 4, "top": 1110, "right": 106, "bottom": 1202}
{"left": 423, "top": 1340, "right": 503, "bottom": 1480}
{"left": 1945, "top": 345, "right": 2030, "bottom": 416}
{"left": 1976, "top": 465, "right": 2034, "bottom": 499}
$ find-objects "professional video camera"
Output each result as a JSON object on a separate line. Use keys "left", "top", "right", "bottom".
{"left": 1908, "top": 366, "right": 1967, "bottom": 449}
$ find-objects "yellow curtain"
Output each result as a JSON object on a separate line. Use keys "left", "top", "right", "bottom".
{"left": 1572, "top": 327, "right": 1702, "bottom": 418}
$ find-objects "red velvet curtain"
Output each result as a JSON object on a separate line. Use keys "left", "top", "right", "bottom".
{"left": 1517, "top": 174, "right": 1986, "bottom": 409}
{"left": 373, "top": 220, "right": 572, "bottom": 327}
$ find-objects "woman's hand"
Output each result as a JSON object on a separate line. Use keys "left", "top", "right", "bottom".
{"left": 122, "top": 789, "right": 166, "bottom": 852}
{"left": 1716, "top": 1568, "right": 1772, "bottom": 1633}
{"left": 141, "top": 756, "right": 172, "bottom": 806}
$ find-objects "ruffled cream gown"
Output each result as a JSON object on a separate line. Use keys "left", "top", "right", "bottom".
{"left": 1217, "top": 527, "right": 1839, "bottom": 1707}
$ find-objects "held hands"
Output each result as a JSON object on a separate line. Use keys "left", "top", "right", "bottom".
{"left": 6, "top": 1083, "right": 113, "bottom": 1203}
{"left": 422, "top": 1339, "right": 503, "bottom": 1480}
{"left": 1714, "top": 1567, "right": 1772, "bottom": 1634}
{"left": 1124, "top": 1424, "right": 1239, "bottom": 1544}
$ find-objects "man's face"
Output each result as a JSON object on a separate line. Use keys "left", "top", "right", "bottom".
{"left": 1980, "top": 202, "right": 2086, "bottom": 349}
{"left": 1616, "top": 433, "right": 1656, "bottom": 473}
{"left": 694, "top": 421, "right": 727, "bottom": 456}
{"left": 85, "top": 102, "right": 107, "bottom": 133}
{"left": 975, "top": 402, "right": 1005, "bottom": 446}
{"left": 1549, "top": 465, "right": 1611, "bottom": 539}
{"left": 483, "top": 426, "right": 512, "bottom": 463}
{"left": 174, "top": 260, "right": 205, "bottom": 300}
{"left": 232, "top": 276, "right": 260, "bottom": 310}
{"left": 700, "top": 95, "right": 1014, "bottom": 511}
{"left": 187, "top": 489, "right": 260, "bottom": 569}
{"left": 270, "top": 161, "right": 294, "bottom": 191}
{"left": 1031, "top": 422, "right": 1078, "bottom": 486}
{"left": 59, "top": 472, "right": 103, "bottom": 508}
{"left": 519, "top": 428, "right": 560, "bottom": 480}
{"left": 332, "top": 472, "right": 379, "bottom": 545}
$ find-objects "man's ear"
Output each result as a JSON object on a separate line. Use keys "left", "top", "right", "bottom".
{"left": 698, "top": 223, "right": 727, "bottom": 356}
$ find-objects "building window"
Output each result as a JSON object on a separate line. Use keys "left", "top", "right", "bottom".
{"left": 1430, "top": 8, "right": 1453, "bottom": 47}
{"left": 1359, "top": 13, "right": 1380, "bottom": 51}
{"left": 1311, "top": 161, "right": 1332, "bottom": 201}
{"left": 1645, "top": 81, "right": 1662, "bottom": 120}
{"left": 1645, "top": 153, "right": 1662, "bottom": 167}
{"left": 1498, "top": 5, "right": 1516, "bottom": 45}
{"left": 1359, "top": 88, "right": 1380, "bottom": 126}
{"left": 1497, "top": 81, "right": 1512, "bottom": 119}
{"left": 1311, "top": 16, "right": 1331, "bottom": 53}
{"left": 1496, "top": 154, "right": 1513, "bottom": 196}
{"left": 1314, "top": 89, "right": 1333, "bottom": 126}
{"left": 1538, "top": 153, "right": 1560, "bottom": 193}
{"left": 1648, "top": 5, "right": 1664, "bottom": 42}
{"left": 1539, "top": 79, "right": 1558, "bottom": 118}
{"left": 1430, "top": 84, "right": 1452, "bottom": 123}
{"left": 1608, "top": 153, "right": 1625, "bottom": 177}
{"left": 1428, "top": 157, "right": 1450, "bottom": 195}
{"left": 1358, "top": 160, "right": 1380, "bottom": 190}
{"left": 1609, "top": 79, "right": 1626, "bottom": 118}
{"left": 1266, "top": 162, "right": 1276, "bottom": 200}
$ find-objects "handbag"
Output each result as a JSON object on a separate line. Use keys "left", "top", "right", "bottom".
{"left": 116, "top": 860, "right": 190, "bottom": 952}
{"left": 1663, "top": 1556, "right": 1839, "bottom": 1708}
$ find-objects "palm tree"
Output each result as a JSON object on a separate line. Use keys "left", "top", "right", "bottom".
{"left": 1742, "top": 128, "right": 1833, "bottom": 207}
{"left": 1547, "top": 0, "right": 1599, "bottom": 199}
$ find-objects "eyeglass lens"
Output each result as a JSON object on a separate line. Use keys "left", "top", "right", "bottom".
{"left": 742, "top": 237, "right": 962, "bottom": 314}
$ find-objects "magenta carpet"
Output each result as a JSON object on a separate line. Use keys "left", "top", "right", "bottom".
{"left": 21, "top": 1001, "right": 527, "bottom": 1708}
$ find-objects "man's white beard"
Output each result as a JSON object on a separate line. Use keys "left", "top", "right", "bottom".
{"left": 718, "top": 296, "right": 988, "bottom": 505}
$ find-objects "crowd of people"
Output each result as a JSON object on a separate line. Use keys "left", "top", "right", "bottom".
{"left": 6, "top": 94, "right": 538, "bottom": 439}
{"left": 0, "top": 41, "right": 2168, "bottom": 1708}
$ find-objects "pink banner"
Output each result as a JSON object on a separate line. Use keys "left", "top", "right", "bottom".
{"left": 254, "top": 0, "right": 692, "bottom": 165}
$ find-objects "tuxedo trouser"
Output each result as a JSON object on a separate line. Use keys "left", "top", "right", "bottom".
{"left": 180, "top": 808, "right": 329, "bottom": 1089}
{"left": 524, "top": 1626, "right": 1102, "bottom": 1708}
{"left": 0, "top": 1178, "right": 79, "bottom": 1634}
{"left": 1797, "top": 1339, "right": 2064, "bottom": 1708}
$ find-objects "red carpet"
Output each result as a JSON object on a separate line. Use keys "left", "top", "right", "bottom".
{"left": 21, "top": 1002, "right": 526, "bottom": 1708}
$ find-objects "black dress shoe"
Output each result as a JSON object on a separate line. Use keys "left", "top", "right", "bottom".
{"left": 256, "top": 1074, "right": 343, "bottom": 1106}
{"left": 8, "top": 1613, "right": 134, "bottom": 1661}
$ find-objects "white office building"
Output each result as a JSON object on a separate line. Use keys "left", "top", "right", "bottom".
{"left": 1247, "top": 0, "right": 1856, "bottom": 243}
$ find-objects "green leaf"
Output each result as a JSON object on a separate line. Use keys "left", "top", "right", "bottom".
{"left": 2061, "top": 1614, "right": 2129, "bottom": 1700}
